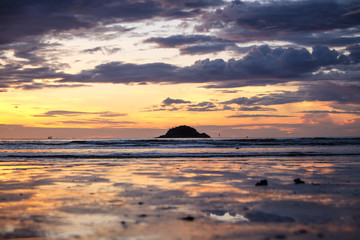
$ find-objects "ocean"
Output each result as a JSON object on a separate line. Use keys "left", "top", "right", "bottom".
{"left": 1, "top": 137, "right": 360, "bottom": 159}
{"left": 1, "top": 137, "right": 360, "bottom": 239}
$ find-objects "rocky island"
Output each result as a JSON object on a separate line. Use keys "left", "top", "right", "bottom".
{"left": 157, "top": 125, "right": 211, "bottom": 138}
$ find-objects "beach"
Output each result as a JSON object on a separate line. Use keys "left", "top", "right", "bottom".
{"left": 0, "top": 138, "right": 359, "bottom": 239}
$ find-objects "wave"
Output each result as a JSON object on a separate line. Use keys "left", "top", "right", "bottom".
{"left": 1, "top": 137, "right": 360, "bottom": 149}
{"left": 4, "top": 151, "right": 360, "bottom": 159}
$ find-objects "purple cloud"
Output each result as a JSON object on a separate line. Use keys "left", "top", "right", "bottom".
{"left": 162, "top": 97, "right": 191, "bottom": 106}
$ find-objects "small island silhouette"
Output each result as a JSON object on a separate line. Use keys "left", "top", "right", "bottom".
{"left": 157, "top": 125, "right": 211, "bottom": 138}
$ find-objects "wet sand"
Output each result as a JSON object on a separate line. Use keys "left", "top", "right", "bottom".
{"left": 1, "top": 156, "right": 359, "bottom": 239}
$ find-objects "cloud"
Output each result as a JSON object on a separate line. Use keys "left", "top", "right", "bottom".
{"left": 282, "top": 29, "right": 360, "bottom": 47}
{"left": 59, "top": 45, "right": 354, "bottom": 86}
{"left": 238, "top": 106, "right": 276, "bottom": 112}
{"left": 0, "top": 40, "right": 65, "bottom": 69}
{"left": 198, "top": 0, "right": 360, "bottom": 45}
{"left": 33, "top": 110, "right": 127, "bottom": 118}
{"left": 145, "top": 35, "right": 217, "bottom": 47}
{"left": 0, "top": 0, "right": 89, "bottom": 45}
{"left": 33, "top": 111, "right": 91, "bottom": 117}
{"left": 81, "top": 47, "right": 103, "bottom": 54}
{"left": 0, "top": 64, "right": 71, "bottom": 91}
{"left": 18, "top": 83, "right": 88, "bottom": 90}
{"left": 162, "top": 97, "right": 191, "bottom": 106}
{"left": 180, "top": 42, "right": 235, "bottom": 55}
{"left": 99, "top": 111, "right": 128, "bottom": 117}
{"left": 348, "top": 44, "right": 360, "bottom": 63}
{"left": 300, "top": 112, "right": 333, "bottom": 125}
{"left": 299, "top": 110, "right": 360, "bottom": 116}
{"left": 227, "top": 114, "right": 293, "bottom": 118}
{"left": 160, "top": 0, "right": 225, "bottom": 8}
{"left": 223, "top": 82, "right": 360, "bottom": 106}
{"left": 59, "top": 120, "right": 135, "bottom": 125}
{"left": 2, "top": 43, "right": 358, "bottom": 92}
{"left": 81, "top": 47, "right": 121, "bottom": 54}
{"left": 148, "top": 98, "right": 234, "bottom": 112}
{"left": 145, "top": 34, "right": 237, "bottom": 55}
{"left": 0, "top": 0, "right": 227, "bottom": 45}
{"left": 187, "top": 101, "right": 219, "bottom": 111}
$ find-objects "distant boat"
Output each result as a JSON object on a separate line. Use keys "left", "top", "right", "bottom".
{"left": 48, "top": 136, "right": 53, "bottom": 139}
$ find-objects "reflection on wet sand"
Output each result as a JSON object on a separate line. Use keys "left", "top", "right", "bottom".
{"left": 1, "top": 157, "right": 360, "bottom": 239}
{"left": 209, "top": 211, "right": 249, "bottom": 223}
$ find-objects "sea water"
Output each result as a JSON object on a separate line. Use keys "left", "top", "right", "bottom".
{"left": 1, "top": 138, "right": 360, "bottom": 239}
{"left": 1, "top": 137, "right": 359, "bottom": 159}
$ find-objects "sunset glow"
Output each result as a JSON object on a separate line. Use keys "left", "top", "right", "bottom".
{"left": 1, "top": 0, "right": 359, "bottom": 138}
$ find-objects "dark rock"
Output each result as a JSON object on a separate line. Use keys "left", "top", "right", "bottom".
{"left": 181, "top": 216, "right": 195, "bottom": 221}
{"left": 157, "top": 125, "right": 210, "bottom": 138}
{"left": 255, "top": 179, "right": 268, "bottom": 186}
{"left": 294, "top": 178, "right": 305, "bottom": 184}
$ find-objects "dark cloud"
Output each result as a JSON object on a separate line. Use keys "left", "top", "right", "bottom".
{"left": 60, "top": 45, "right": 353, "bottom": 86}
{"left": 148, "top": 99, "right": 234, "bottom": 112}
{"left": 168, "top": 0, "right": 225, "bottom": 8}
{"left": 1, "top": 0, "right": 195, "bottom": 44}
{"left": 220, "top": 90, "right": 238, "bottom": 93}
{"left": 157, "top": 0, "right": 225, "bottom": 18}
{"left": 238, "top": 106, "right": 276, "bottom": 112}
{"left": 223, "top": 82, "right": 360, "bottom": 106}
{"left": 331, "top": 103, "right": 360, "bottom": 112}
{"left": 81, "top": 46, "right": 121, "bottom": 55}
{"left": 64, "top": 61, "right": 178, "bottom": 84}
{"left": 0, "top": 0, "right": 227, "bottom": 45}
{"left": 145, "top": 34, "right": 227, "bottom": 47}
{"left": 0, "top": 64, "right": 70, "bottom": 88}
{"left": 348, "top": 44, "right": 360, "bottom": 63}
{"left": 0, "top": 0, "right": 89, "bottom": 45}
{"left": 19, "top": 83, "right": 87, "bottom": 90}
{"left": 162, "top": 97, "right": 191, "bottom": 106}
{"left": 282, "top": 29, "right": 360, "bottom": 47}
{"left": 180, "top": 42, "right": 235, "bottom": 55}
{"left": 0, "top": 41, "right": 64, "bottom": 68}
{"left": 198, "top": 0, "right": 360, "bottom": 45}
{"left": 1, "top": 0, "right": 359, "bottom": 98}
{"left": 145, "top": 34, "right": 237, "bottom": 55}
{"left": 2, "top": 43, "right": 359, "bottom": 92}
{"left": 150, "top": 99, "right": 237, "bottom": 112}
{"left": 81, "top": 47, "right": 103, "bottom": 54}
{"left": 187, "top": 101, "right": 218, "bottom": 111}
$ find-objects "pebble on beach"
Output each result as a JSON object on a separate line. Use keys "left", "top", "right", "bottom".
{"left": 255, "top": 179, "right": 268, "bottom": 186}
{"left": 294, "top": 178, "right": 305, "bottom": 184}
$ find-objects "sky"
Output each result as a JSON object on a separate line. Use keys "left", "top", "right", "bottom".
{"left": 0, "top": 0, "right": 360, "bottom": 138}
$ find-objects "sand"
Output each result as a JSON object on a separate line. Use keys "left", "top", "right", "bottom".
{"left": 0, "top": 156, "right": 359, "bottom": 239}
